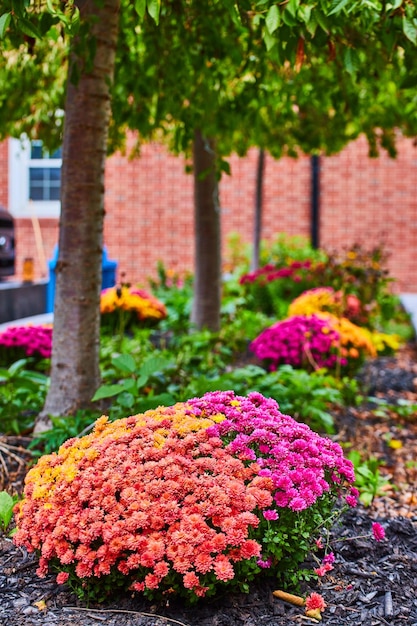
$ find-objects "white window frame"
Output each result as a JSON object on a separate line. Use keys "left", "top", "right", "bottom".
{"left": 8, "top": 137, "right": 62, "bottom": 219}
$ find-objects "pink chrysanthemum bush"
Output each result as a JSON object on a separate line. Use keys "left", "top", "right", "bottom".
{"left": 250, "top": 315, "right": 340, "bottom": 372}
{"left": 250, "top": 313, "right": 376, "bottom": 374}
{"left": 14, "top": 391, "right": 356, "bottom": 603}
{"left": 0, "top": 324, "right": 52, "bottom": 366}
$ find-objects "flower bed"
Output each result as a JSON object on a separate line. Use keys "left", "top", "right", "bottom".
{"left": 14, "top": 391, "right": 356, "bottom": 602}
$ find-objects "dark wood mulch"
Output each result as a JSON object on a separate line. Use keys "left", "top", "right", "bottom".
{"left": 1, "top": 504, "right": 416, "bottom": 626}
{"left": 1, "top": 346, "right": 417, "bottom": 626}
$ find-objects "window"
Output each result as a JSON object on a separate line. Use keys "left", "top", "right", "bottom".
{"left": 29, "top": 141, "right": 62, "bottom": 202}
{"left": 8, "top": 138, "right": 62, "bottom": 218}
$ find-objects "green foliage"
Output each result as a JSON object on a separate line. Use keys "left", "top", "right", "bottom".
{"left": 0, "top": 491, "right": 19, "bottom": 534}
{"left": 240, "top": 241, "right": 412, "bottom": 335}
{"left": 29, "top": 411, "right": 99, "bottom": 458}
{"left": 0, "top": 360, "right": 48, "bottom": 435}
{"left": 369, "top": 397, "right": 417, "bottom": 423}
{"left": 260, "top": 234, "right": 326, "bottom": 268}
{"left": 92, "top": 352, "right": 176, "bottom": 419}
{"left": 148, "top": 262, "right": 194, "bottom": 334}
{"left": 347, "top": 451, "right": 391, "bottom": 506}
{"left": 259, "top": 493, "right": 335, "bottom": 589}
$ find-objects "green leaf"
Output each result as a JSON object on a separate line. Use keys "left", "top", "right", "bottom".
{"left": 299, "top": 5, "right": 312, "bottom": 25}
{"left": 315, "top": 10, "right": 330, "bottom": 34}
{"left": 67, "top": 6, "right": 80, "bottom": 35}
{"left": 0, "top": 492, "right": 14, "bottom": 530}
{"left": 147, "top": 0, "right": 161, "bottom": 24}
{"left": 134, "top": 0, "right": 146, "bottom": 19}
{"left": 403, "top": 16, "right": 417, "bottom": 45}
{"left": 286, "top": 0, "right": 299, "bottom": 18}
{"left": 120, "top": 378, "right": 136, "bottom": 392}
{"left": 343, "top": 47, "right": 357, "bottom": 74}
{"left": 91, "top": 384, "right": 125, "bottom": 401}
{"left": 263, "top": 28, "right": 276, "bottom": 51}
{"left": 137, "top": 392, "right": 175, "bottom": 411}
{"left": 112, "top": 353, "right": 136, "bottom": 373}
{"left": 18, "top": 16, "right": 41, "bottom": 38}
{"left": 136, "top": 374, "right": 149, "bottom": 389}
{"left": 8, "top": 360, "right": 28, "bottom": 375}
{"left": 386, "top": 0, "right": 403, "bottom": 9}
{"left": 219, "top": 158, "right": 231, "bottom": 176}
{"left": 328, "top": 0, "right": 350, "bottom": 16}
{"left": 138, "top": 355, "right": 173, "bottom": 377}
{"left": 265, "top": 5, "right": 280, "bottom": 34}
{"left": 0, "top": 12, "right": 11, "bottom": 38}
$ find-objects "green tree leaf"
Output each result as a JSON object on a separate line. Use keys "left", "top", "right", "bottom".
{"left": 147, "top": 0, "right": 161, "bottom": 24}
{"left": 0, "top": 13, "right": 11, "bottom": 38}
{"left": 328, "top": 0, "right": 350, "bottom": 16}
{"left": 134, "top": 0, "right": 146, "bottom": 19}
{"left": 265, "top": 5, "right": 280, "bottom": 34}
{"left": 403, "top": 16, "right": 417, "bottom": 44}
{"left": 17, "top": 16, "right": 41, "bottom": 39}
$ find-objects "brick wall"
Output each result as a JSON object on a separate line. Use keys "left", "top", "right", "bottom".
{"left": 3, "top": 135, "right": 417, "bottom": 293}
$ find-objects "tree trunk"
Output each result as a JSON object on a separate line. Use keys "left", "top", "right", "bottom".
{"left": 190, "top": 130, "right": 221, "bottom": 332}
{"left": 35, "top": 0, "right": 120, "bottom": 432}
{"left": 251, "top": 148, "right": 265, "bottom": 273}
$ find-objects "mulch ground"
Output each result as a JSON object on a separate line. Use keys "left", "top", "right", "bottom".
{"left": 1, "top": 345, "right": 417, "bottom": 626}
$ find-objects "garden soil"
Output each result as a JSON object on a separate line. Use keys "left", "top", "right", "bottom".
{"left": 1, "top": 346, "right": 417, "bottom": 626}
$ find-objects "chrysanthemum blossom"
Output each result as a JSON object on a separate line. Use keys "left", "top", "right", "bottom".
{"left": 100, "top": 286, "right": 167, "bottom": 321}
{"left": 305, "top": 592, "right": 327, "bottom": 611}
{"left": 372, "top": 522, "right": 385, "bottom": 542}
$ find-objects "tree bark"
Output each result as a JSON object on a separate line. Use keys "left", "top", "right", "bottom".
{"left": 35, "top": 0, "right": 120, "bottom": 432}
{"left": 190, "top": 130, "right": 221, "bottom": 332}
{"left": 251, "top": 148, "right": 265, "bottom": 273}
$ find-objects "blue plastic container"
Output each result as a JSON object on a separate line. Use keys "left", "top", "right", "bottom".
{"left": 46, "top": 246, "right": 118, "bottom": 313}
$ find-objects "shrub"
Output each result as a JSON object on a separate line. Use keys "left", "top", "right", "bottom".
{"left": 239, "top": 243, "right": 403, "bottom": 331}
{"left": 288, "top": 287, "right": 362, "bottom": 324}
{"left": 250, "top": 315, "right": 341, "bottom": 372}
{"left": 250, "top": 314, "right": 376, "bottom": 374}
{"left": 14, "top": 391, "right": 356, "bottom": 603}
{"left": 239, "top": 261, "right": 317, "bottom": 318}
{"left": 100, "top": 286, "right": 167, "bottom": 334}
{"left": 0, "top": 359, "right": 49, "bottom": 435}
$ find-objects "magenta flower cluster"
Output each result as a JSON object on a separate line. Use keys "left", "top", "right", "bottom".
{"left": 239, "top": 261, "right": 312, "bottom": 285}
{"left": 249, "top": 315, "right": 342, "bottom": 371}
{"left": 189, "top": 391, "right": 356, "bottom": 512}
{"left": 0, "top": 325, "right": 52, "bottom": 359}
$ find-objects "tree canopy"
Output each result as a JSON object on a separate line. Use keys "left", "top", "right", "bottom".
{"left": 0, "top": 0, "right": 416, "bottom": 419}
